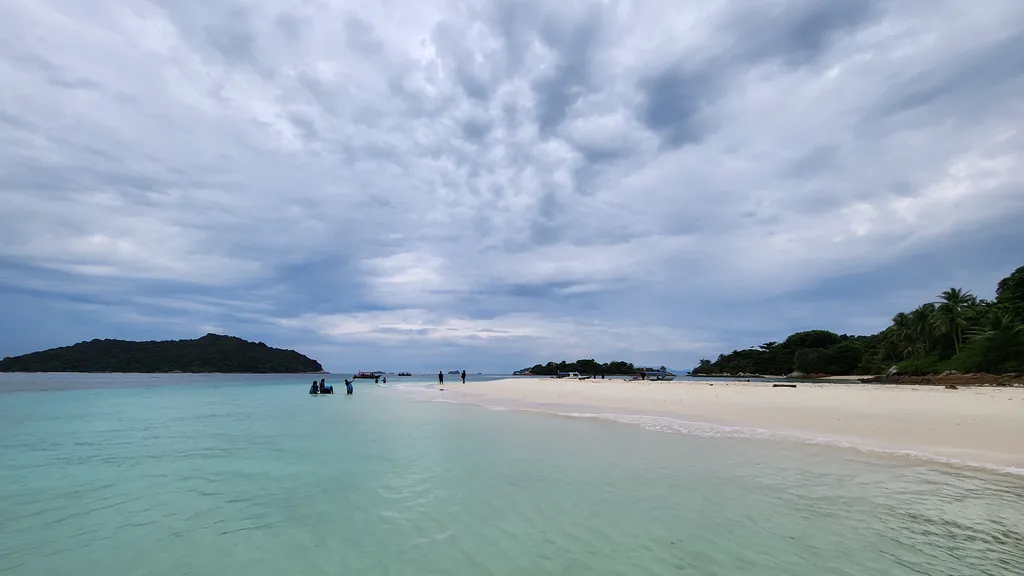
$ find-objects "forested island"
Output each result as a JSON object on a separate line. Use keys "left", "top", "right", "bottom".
{"left": 0, "top": 334, "right": 325, "bottom": 374}
{"left": 515, "top": 360, "right": 662, "bottom": 376}
{"left": 692, "top": 266, "right": 1024, "bottom": 377}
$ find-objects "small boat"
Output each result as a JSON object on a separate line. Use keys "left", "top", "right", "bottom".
{"left": 397, "top": 372, "right": 412, "bottom": 376}
{"left": 629, "top": 369, "right": 676, "bottom": 381}
{"left": 354, "top": 371, "right": 381, "bottom": 379}
{"left": 555, "top": 371, "right": 589, "bottom": 379}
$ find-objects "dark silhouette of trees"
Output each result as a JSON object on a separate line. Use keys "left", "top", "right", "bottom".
{"left": 518, "top": 359, "right": 640, "bottom": 376}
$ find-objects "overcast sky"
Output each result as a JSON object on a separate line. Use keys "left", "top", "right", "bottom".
{"left": 1, "top": 0, "right": 1022, "bottom": 373}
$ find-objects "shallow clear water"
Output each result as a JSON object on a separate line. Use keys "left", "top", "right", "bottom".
{"left": 1, "top": 374, "right": 1021, "bottom": 575}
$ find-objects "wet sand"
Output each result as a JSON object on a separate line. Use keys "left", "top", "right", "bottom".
{"left": 453, "top": 378, "right": 1024, "bottom": 470}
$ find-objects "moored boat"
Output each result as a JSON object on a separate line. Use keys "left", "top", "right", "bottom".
{"left": 630, "top": 368, "right": 676, "bottom": 381}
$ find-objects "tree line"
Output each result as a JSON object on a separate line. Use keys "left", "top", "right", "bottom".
{"left": 519, "top": 360, "right": 666, "bottom": 376}
{"left": 692, "top": 265, "right": 1024, "bottom": 377}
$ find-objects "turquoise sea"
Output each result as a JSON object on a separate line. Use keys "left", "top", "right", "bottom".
{"left": 1, "top": 374, "right": 1021, "bottom": 575}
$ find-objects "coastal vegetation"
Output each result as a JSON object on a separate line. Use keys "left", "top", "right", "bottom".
{"left": 692, "top": 266, "right": 1024, "bottom": 377}
{"left": 516, "top": 360, "right": 661, "bottom": 376}
{"left": 0, "top": 334, "right": 324, "bottom": 373}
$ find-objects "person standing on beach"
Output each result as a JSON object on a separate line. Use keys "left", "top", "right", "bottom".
{"left": 438, "top": 371, "right": 444, "bottom": 386}
{"left": 461, "top": 370, "right": 466, "bottom": 384}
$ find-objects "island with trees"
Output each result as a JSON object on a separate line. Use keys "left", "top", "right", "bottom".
{"left": 0, "top": 334, "right": 325, "bottom": 374}
{"left": 514, "top": 360, "right": 665, "bottom": 376}
{"left": 691, "top": 265, "right": 1024, "bottom": 379}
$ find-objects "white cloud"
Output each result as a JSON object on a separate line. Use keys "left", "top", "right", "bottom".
{"left": 272, "top": 309, "right": 714, "bottom": 358}
{"left": 1, "top": 0, "right": 1022, "bottom": 368}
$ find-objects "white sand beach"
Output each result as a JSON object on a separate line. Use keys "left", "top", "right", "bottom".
{"left": 454, "top": 378, "right": 1024, "bottom": 470}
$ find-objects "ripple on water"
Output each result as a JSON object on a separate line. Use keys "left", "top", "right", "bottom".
{"left": 416, "top": 388, "right": 1024, "bottom": 478}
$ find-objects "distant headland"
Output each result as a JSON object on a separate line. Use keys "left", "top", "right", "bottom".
{"left": 0, "top": 334, "right": 325, "bottom": 374}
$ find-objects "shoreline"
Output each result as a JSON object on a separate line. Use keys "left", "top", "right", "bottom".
{"left": 450, "top": 378, "right": 1024, "bottom": 473}
{"left": 515, "top": 373, "right": 1024, "bottom": 386}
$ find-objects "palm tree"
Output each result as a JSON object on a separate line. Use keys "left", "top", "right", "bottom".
{"left": 965, "top": 297, "right": 989, "bottom": 316}
{"left": 967, "top": 310, "right": 1024, "bottom": 341}
{"left": 962, "top": 309, "right": 1024, "bottom": 372}
{"left": 879, "top": 329, "right": 901, "bottom": 365}
{"left": 907, "top": 304, "right": 936, "bottom": 357}
{"left": 880, "top": 313, "right": 911, "bottom": 363}
{"left": 933, "top": 288, "right": 974, "bottom": 355}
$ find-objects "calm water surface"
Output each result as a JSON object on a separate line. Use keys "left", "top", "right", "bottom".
{"left": 1, "top": 374, "right": 1021, "bottom": 575}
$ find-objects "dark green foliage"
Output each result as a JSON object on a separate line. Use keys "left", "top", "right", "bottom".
{"left": 793, "top": 341, "right": 865, "bottom": 375}
{"left": 951, "top": 311, "right": 1024, "bottom": 373}
{"left": 895, "top": 355, "right": 944, "bottom": 376}
{"left": 792, "top": 348, "right": 824, "bottom": 373}
{"left": 782, "top": 330, "right": 842, "bottom": 350}
{"left": 0, "top": 334, "right": 323, "bottom": 373}
{"left": 996, "top": 265, "right": 1024, "bottom": 318}
{"left": 692, "top": 266, "right": 1024, "bottom": 376}
{"left": 696, "top": 331, "right": 880, "bottom": 376}
{"left": 523, "top": 359, "right": 638, "bottom": 375}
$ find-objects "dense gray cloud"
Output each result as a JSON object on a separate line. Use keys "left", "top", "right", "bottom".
{"left": 1, "top": 0, "right": 1022, "bottom": 371}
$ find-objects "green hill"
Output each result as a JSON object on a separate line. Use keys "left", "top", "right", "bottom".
{"left": 0, "top": 334, "right": 324, "bottom": 374}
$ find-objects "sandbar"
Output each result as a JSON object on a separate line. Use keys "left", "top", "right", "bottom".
{"left": 453, "top": 378, "right": 1024, "bottom": 471}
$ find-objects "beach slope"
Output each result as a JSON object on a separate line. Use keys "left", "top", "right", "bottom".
{"left": 453, "top": 378, "right": 1024, "bottom": 471}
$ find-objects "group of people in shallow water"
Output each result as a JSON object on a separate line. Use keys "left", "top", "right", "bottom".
{"left": 309, "top": 370, "right": 468, "bottom": 394}
{"left": 308, "top": 377, "right": 353, "bottom": 395}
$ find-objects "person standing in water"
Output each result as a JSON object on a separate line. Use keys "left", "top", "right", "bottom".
{"left": 461, "top": 370, "right": 466, "bottom": 384}
{"left": 345, "top": 378, "right": 353, "bottom": 395}
{"left": 438, "top": 371, "right": 444, "bottom": 386}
